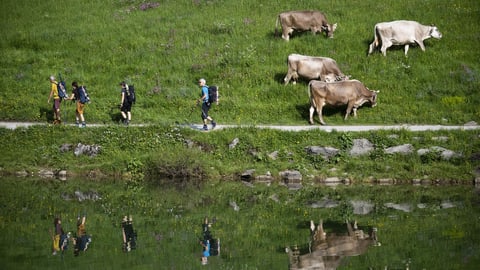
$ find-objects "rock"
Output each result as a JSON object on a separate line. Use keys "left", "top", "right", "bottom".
{"left": 279, "top": 170, "right": 302, "bottom": 183}
{"left": 38, "top": 169, "right": 54, "bottom": 178}
{"left": 241, "top": 169, "right": 255, "bottom": 181}
{"left": 384, "top": 144, "right": 414, "bottom": 155}
{"left": 229, "top": 138, "right": 239, "bottom": 149}
{"left": 324, "top": 177, "right": 342, "bottom": 184}
{"left": 268, "top": 151, "right": 279, "bottom": 160}
{"left": 229, "top": 201, "right": 240, "bottom": 211}
{"left": 350, "top": 200, "right": 375, "bottom": 215}
{"left": 59, "top": 144, "right": 73, "bottom": 153}
{"left": 349, "top": 139, "right": 374, "bottom": 156}
{"left": 305, "top": 146, "right": 339, "bottom": 160}
{"left": 417, "top": 146, "right": 461, "bottom": 160}
{"left": 74, "top": 143, "right": 101, "bottom": 157}
{"left": 441, "top": 201, "right": 456, "bottom": 209}
{"left": 384, "top": 203, "right": 412, "bottom": 212}
{"left": 307, "top": 198, "right": 339, "bottom": 208}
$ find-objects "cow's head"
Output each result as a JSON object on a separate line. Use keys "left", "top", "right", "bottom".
{"left": 322, "top": 23, "right": 337, "bottom": 38}
{"left": 430, "top": 26, "right": 442, "bottom": 39}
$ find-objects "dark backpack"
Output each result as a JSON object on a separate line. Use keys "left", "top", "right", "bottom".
{"left": 57, "top": 81, "right": 68, "bottom": 100}
{"left": 126, "top": 84, "right": 136, "bottom": 104}
{"left": 78, "top": 86, "right": 90, "bottom": 104}
{"left": 208, "top": 85, "right": 218, "bottom": 104}
{"left": 57, "top": 73, "right": 68, "bottom": 100}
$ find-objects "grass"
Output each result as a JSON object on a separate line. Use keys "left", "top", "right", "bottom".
{"left": 0, "top": 0, "right": 479, "bottom": 125}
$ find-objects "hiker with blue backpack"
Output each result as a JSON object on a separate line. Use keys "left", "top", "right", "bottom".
{"left": 68, "top": 82, "right": 89, "bottom": 128}
{"left": 197, "top": 78, "right": 218, "bottom": 131}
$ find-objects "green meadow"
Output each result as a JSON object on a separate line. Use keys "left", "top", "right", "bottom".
{"left": 0, "top": 0, "right": 479, "bottom": 125}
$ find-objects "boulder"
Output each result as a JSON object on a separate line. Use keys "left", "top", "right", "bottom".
{"left": 349, "top": 139, "right": 374, "bottom": 156}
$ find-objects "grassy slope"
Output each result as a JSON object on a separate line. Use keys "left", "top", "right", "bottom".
{"left": 0, "top": 0, "right": 479, "bottom": 125}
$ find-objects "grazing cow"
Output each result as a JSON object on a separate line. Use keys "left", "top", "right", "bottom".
{"left": 308, "top": 80, "right": 378, "bottom": 125}
{"left": 368, "top": 20, "right": 442, "bottom": 56}
{"left": 276, "top": 10, "right": 337, "bottom": 41}
{"left": 284, "top": 54, "right": 347, "bottom": 85}
{"left": 286, "top": 220, "right": 379, "bottom": 270}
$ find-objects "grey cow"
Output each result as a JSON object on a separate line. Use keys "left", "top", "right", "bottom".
{"left": 368, "top": 20, "right": 442, "bottom": 56}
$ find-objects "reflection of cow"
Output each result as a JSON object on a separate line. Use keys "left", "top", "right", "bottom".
{"left": 308, "top": 80, "right": 379, "bottom": 125}
{"left": 276, "top": 11, "right": 337, "bottom": 41}
{"left": 286, "top": 220, "right": 379, "bottom": 270}
{"left": 284, "top": 54, "right": 347, "bottom": 85}
{"left": 368, "top": 20, "right": 442, "bottom": 56}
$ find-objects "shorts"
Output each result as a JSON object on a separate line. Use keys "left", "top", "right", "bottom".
{"left": 76, "top": 102, "right": 85, "bottom": 114}
{"left": 201, "top": 102, "right": 211, "bottom": 120}
{"left": 121, "top": 101, "right": 132, "bottom": 113}
{"left": 53, "top": 99, "right": 61, "bottom": 111}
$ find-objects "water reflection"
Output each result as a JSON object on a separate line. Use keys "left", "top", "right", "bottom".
{"left": 287, "top": 220, "right": 379, "bottom": 270}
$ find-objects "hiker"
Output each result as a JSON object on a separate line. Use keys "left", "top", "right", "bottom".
{"left": 68, "top": 81, "right": 87, "bottom": 128}
{"left": 200, "top": 239, "right": 210, "bottom": 265}
{"left": 197, "top": 78, "right": 216, "bottom": 131}
{"left": 121, "top": 215, "right": 137, "bottom": 252}
{"left": 73, "top": 215, "right": 91, "bottom": 256}
{"left": 52, "top": 217, "right": 64, "bottom": 255}
{"left": 47, "top": 75, "right": 62, "bottom": 124}
{"left": 120, "top": 81, "right": 132, "bottom": 125}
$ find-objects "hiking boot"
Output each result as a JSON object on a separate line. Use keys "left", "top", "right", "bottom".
{"left": 203, "top": 125, "right": 208, "bottom": 131}
{"left": 211, "top": 121, "right": 216, "bottom": 130}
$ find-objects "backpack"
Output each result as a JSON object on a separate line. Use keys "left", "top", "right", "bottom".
{"left": 57, "top": 73, "right": 68, "bottom": 100}
{"left": 78, "top": 86, "right": 90, "bottom": 104}
{"left": 126, "top": 84, "right": 136, "bottom": 104}
{"left": 57, "top": 81, "right": 68, "bottom": 100}
{"left": 208, "top": 85, "right": 218, "bottom": 104}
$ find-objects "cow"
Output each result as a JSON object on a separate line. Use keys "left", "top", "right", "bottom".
{"left": 286, "top": 219, "right": 379, "bottom": 270}
{"left": 308, "top": 80, "right": 378, "bottom": 125}
{"left": 284, "top": 54, "right": 347, "bottom": 85}
{"left": 276, "top": 10, "right": 337, "bottom": 41}
{"left": 368, "top": 20, "right": 442, "bottom": 56}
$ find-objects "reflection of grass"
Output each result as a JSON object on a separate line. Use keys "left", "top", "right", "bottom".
{"left": 1, "top": 178, "right": 479, "bottom": 269}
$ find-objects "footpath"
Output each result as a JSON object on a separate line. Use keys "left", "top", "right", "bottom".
{"left": 1, "top": 121, "right": 479, "bottom": 132}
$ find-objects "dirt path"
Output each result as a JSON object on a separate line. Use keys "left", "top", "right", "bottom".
{"left": 1, "top": 121, "right": 479, "bottom": 132}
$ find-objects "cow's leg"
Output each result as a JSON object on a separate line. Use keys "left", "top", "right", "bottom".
{"left": 284, "top": 71, "right": 293, "bottom": 85}
{"left": 282, "top": 27, "right": 291, "bottom": 41}
{"left": 404, "top": 44, "right": 410, "bottom": 56}
{"left": 309, "top": 105, "right": 315, "bottom": 124}
{"left": 345, "top": 102, "right": 356, "bottom": 120}
{"left": 415, "top": 40, "right": 426, "bottom": 51}
{"left": 347, "top": 220, "right": 354, "bottom": 236}
{"left": 380, "top": 39, "right": 391, "bottom": 56}
{"left": 352, "top": 107, "right": 358, "bottom": 117}
{"left": 317, "top": 219, "right": 326, "bottom": 240}
{"left": 318, "top": 104, "right": 326, "bottom": 125}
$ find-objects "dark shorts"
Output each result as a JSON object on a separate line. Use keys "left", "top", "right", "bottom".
{"left": 53, "top": 99, "right": 61, "bottom": 111}
{"left": 201, "top": 102, "right": 211, "bottom": 120}
{"left": 121, "top": 101, "right": 132, "bottom": 113}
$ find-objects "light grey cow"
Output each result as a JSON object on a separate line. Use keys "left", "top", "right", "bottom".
{"left": 368, "top": 20, "right": 442, "bottom": 56}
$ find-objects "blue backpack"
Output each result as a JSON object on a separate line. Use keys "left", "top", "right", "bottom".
{"left": 78, "top": 86, "right": 90, "bottom": 104}
{"left": 57, "top": 73, "right": 68, "bottom": 100}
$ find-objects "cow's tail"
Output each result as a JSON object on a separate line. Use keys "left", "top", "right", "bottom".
{"left": 368, "top": 24, "right": 380, "bottom": 55}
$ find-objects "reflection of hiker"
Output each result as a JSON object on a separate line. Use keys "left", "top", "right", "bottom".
{"left": 47, "top": 75, "right": 62, "bottom": 124}
{"left": 122, "top": 215, "right": 137, "bottom": 252}
{"left": 200, "top": 239, "right": 210, "bottom": 265}
{"left": 202, "top": 216, "right": 212, "bottom": 241}
{"left": 73, "top": 215, "right": 91, "bottom": 256}
{"left": 52, "top": 217, "right": 64, "bottom": 255}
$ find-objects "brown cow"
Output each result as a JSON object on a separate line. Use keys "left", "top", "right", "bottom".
{"left": 284, "top": 54, "right": 347, "bottom": 85}
{"left": 286, "top": 220, "right": 379, "bottom": 270}
{"left": 368, "top": 20, "right": 442, "bottom": 56}
{"left": 276, "top": 10, "right": 337, "bottom": 41}
{"left": 308, "top": 80, "right": 378, "bottom": 125}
